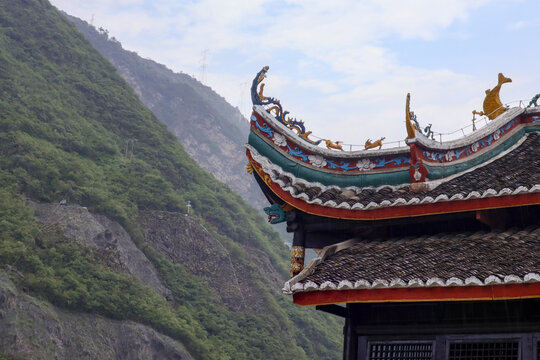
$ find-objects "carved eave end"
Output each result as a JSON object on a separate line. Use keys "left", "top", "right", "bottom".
{"left": 251, "top": 66, "right": 270, "bottom": 105}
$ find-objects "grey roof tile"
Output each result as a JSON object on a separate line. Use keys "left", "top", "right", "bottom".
{"left": 298, "top": 226, "right": 540, "bottom": 288}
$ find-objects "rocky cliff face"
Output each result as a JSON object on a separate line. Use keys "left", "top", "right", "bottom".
{"left": 30, "top": 202, "right": 284, "bottom": 312}
{"left": 138, "top": 210, "right": 283, "bottom": 312}
{"left": 0, "top": 271, "right": 194, "bottom": 360}
{"left": 30, "top": 202, "right": 172, "bottom": 300}
{"left": 0, "top": 202, "right": 286, "bottom": 359}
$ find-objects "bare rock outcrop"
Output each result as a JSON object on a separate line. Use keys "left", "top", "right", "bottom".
{"left": 0, "top": 271, "right": 193, "bottom": 360}
{"left": 138, "top": 210, "right": 247, "bottom": 310}
{"left": 138, "top": 210, "right": 284, "bottom": 312}
{"left": 29, "top": 202, "right": 171, "bottom": 300}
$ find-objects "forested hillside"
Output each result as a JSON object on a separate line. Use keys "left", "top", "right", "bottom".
{"left": 66, "top": 14, "right": 267, "bottom": 209}
{"left": 0, "top": 1, "right": 342, "bottom": 359}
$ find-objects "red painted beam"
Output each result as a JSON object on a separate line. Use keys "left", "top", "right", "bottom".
{"left": 293, "top": 283, "right": 540, "bottom": 306}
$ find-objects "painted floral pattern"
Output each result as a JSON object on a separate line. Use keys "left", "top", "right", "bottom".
{"left": 272, "top": 132, "right": 287, "bottom": 147}
{"left": 308, "top": 155, "right": 327, "bottom": 168}
{"left": 357, "top": 158, "right": 375, "bottom": 171}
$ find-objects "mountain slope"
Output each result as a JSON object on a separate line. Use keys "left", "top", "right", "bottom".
{"left": 0, "top": 270, "right": 194, "bottom": 360}
{"left": 0, "top": 1, "right": 342, "bottom": 359}
{"left": 66, "top": 15, "right": 267, "bottom": 208}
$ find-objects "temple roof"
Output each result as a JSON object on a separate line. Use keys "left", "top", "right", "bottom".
{"left": 248, "top": 132, "right": 540, "bottom": 215}
{"left": 248, "top": 67, "right": 540, "bottom": 303}
{"left": 284, "top": 225, "right": 540, "bottom": 303}
{"left": 247, "top": 67, "right": 540, "bottom": 222}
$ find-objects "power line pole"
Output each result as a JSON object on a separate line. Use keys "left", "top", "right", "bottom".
{"left": 199, "top": 49, "right": 209, "bottom": 84}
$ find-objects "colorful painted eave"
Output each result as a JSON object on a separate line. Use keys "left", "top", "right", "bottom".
{"left": 246, "top": 131, "right": 540, "bottom": 221}
{"left": 249, "top": 105, "right": 411, "bottom": 188}
{"left": 247, "top": 66, "right": 540, "bottom": 220}
{"left": 249, "top": 103, "right": 540, "bottom": 184}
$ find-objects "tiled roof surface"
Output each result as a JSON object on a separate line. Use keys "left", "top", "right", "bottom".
{"left": 286, "top": 226, "right": 540, "bottom": 294}
{"left": 260, "top": 132, "right": 540, "bottom": 210}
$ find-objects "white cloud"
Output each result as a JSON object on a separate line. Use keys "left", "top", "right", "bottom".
{"left": 280, "top": 66, "right": 482, "bottom": 146}
{"left": 297, "top": 79, "right": 340, "bottom": 94}
{"left": 507, "top": 21, "right": 529, "bottom": 30}
{"left": 50, "top": 0, "right": 538, "bottom": 149}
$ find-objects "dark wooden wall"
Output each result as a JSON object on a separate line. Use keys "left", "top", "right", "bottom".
{"left": 319, "top": 299, "right": 540, "bottom": 360}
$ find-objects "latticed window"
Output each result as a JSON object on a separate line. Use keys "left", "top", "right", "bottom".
{"left": 368, "top": 341, "right": 434, "bottom": 360}
{"left": 448, "top": 341, "right": 519, "bottom": 360}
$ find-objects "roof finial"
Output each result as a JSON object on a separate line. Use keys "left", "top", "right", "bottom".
{"left": 473, "top": 73, "right": 512, "bottom": 120}
{"left": 405, "top": 93, "right": 416, "bottom": 139}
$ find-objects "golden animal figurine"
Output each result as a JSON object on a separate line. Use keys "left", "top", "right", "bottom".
{"left": 364, "top": 137, "right": 386, "bottom": 150}
{"left": 473, "top": 73, "right": 512, "bottom": 120}
{"left": 405, "top": 93, "right": 416, "bottom": 139}
{"left": 324, "top": 139, "right": 344, "bottom": 151}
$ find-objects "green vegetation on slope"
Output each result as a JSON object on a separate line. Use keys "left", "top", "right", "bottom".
{"left": 0, "top": 1, "right": 343, "bottom": 359}
{"left": 67, "top": 14, "right": 269, "bottom": 209}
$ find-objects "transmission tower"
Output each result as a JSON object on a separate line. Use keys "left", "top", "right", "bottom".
{"left": 199, "top": 49, "right": 209, "bottom": 84}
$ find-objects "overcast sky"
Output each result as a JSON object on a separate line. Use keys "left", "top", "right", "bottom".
{"left": 50, "top": 0, "right": 540, "bottom": 148}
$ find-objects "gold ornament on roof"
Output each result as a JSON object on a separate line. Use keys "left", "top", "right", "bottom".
{"left": 266, "top": 105, "right": 281, "bottom": 115}
{"left": 258, "top": 83, "right": 267, "bottom": 101}
{"left": 405, "top": 93, "right": 416, "bottom": 139}
{"left": 290, "top": 245, "right": 305, "bottom": 278}
{"left": 281, "top": 203, "right": 294, "bottom": 212}
{"left": 324, "top": 139, "right": 344, "bottom": 151}
{"left": 364, "top": 137, "right": 386, "bottom": 150}
{"left": 473, "top": 73, "right": 512, "bottom": 120}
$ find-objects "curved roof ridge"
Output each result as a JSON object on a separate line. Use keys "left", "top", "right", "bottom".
{"left": 247, "top": 132, "right": 540, "bottom": 212}
{"left": 253, "top": 105, "right": 409, "bottom": 158}
{"left": 410, "top": 107, "right": 524, "bottom": 150}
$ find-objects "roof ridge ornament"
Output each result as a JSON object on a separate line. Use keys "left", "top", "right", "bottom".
{"left": 473, "top": 73, "right": 512, "bottom": 120}
{"left": 405, "top": 93, "right": 416, "bottom": 139}
{"left": 324, "top": 139, "right": 344, "bottom": 151}
{"left": 405, "top": 93, "right": 435, "bottom": 140}
{"left": 364, "top": 137, "right": 386, "bottom": 150}
{"left": 527, "top": 93, "right": 540, "bottom": 108}
{"left": 251, "top": 66, "right": 323, "bottom": 145}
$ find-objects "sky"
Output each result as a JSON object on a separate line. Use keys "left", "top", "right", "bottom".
{"left": 50, "top": 0, "right": 540, "bottom": 149}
